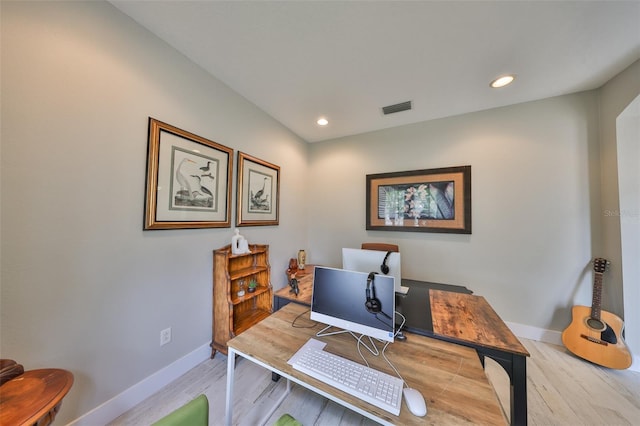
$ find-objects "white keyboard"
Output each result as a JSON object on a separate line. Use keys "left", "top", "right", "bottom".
{"left": 289, "top": 341, "right": 403, "bottom": 416}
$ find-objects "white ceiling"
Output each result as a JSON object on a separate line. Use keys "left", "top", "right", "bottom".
{"left": 111, "top": 1, "right": 640, "bottom": 143}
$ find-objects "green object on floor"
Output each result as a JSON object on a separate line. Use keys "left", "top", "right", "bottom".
{"left": 151, "top": 394, "right": 209, "bottom": 426}
{"left": 274, "top": 413, "right": 302, "bottom": 426}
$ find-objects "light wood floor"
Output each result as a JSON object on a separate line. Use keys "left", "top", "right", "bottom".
{"left": 108, "top": 338, "right": 640, "bottom": 425}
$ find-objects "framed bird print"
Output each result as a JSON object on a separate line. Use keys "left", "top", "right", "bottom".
{"left": 236, "top": 152, "right": 280, "bottom": 226}
{"left": 144, "top": 118, "right": 233, "bottom": 230}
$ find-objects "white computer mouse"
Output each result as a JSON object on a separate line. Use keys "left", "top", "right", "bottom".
{"left": 403, "top": 387, "right": 427, "bottom": 417}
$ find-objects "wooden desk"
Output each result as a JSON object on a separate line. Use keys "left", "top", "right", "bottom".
{"left": 273, "top": 265, "right": 315, "bottom": 310}
{"left": 225, "top": 303, "right": 506, "bottom": 426}
{"left": 274, "top": 274, "right": 529, "bottom": 425}
{"left": 430, "top": 290, "right": 529, "bottom": 358}
{"left": 429, "top": 290, "right": 530, "bottom": 426}
{"left": 273, "top": 270, "right": 470, "bottom": 311}
{"left": 399, "top": 283, "right": 530, "bottom": 426}
{"left": 0, "top": 368, "right": 74, "bottom": 426}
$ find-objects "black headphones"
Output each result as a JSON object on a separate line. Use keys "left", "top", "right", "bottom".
{"left": 380, "top": 251, "right": 392, "bottom": 275}
{"left": 365, "top": 272, "right": 382, "bottom": 313}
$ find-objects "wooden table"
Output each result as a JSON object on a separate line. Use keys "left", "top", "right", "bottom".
{"left": 0, "top": 368, "right": 74, "bottom": 426}
{"left": 273, "top": 265, "right": 315, "bottom": 310}
{"left": 428, "top": 290, "right": 530, "bottom": 426}
{"left": 225, "top": 303, "right": 506, "bottom": 426}
{"left": 274, "top": 274, "right": 529, "bottom": 425}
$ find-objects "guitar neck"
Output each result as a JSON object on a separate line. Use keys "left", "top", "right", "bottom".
{"left": 591, "top": 272, "right": 603, "bottom": 320}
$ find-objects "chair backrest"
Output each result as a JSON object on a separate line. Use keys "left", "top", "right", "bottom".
{"left": 0, "top": 359, "right": 24, "bottom": 386}
{"left": 152, "top": 394, "right": 209, "bottom": 426}
{"left": 274, "top": 413, "right": 303, "bottom": 426}
{"left": 361, "top": 243, "right": 399, "bottom": 253}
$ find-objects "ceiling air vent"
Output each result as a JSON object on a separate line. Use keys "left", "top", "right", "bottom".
{"left": 382, "top": 101, "right": 412, "bottom": 115}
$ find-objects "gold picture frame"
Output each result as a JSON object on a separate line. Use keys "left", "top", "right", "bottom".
{"left": 144, "top": 118, "right": 233, "bottom": 230}
{"left": 236, "top": 152, "right": 280, "bottom": 226}
{"left": 366, "top": 165, "right": 471, "bottom": 234}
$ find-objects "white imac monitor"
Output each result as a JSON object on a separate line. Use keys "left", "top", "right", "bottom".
{"left": 342, "top": 248, "right": 408, "bottom": 294}
{"left": 310, "top": 266, "right": 396, "bottom": 343}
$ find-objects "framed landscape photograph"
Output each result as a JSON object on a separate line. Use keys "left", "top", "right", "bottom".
{"left": 366, "top": 165, "right": 471, "bottom": 234}
{"left": 236, "top": 152, "right": 280, "bottom": 226}
{"left": 144, "top": 118, "right": 233, "bottom": 230}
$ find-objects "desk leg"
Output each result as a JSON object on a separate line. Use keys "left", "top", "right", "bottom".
{"left": 511, "top": 355, "right": 528, "bottom": 426}
{"left": 475, "top": 348, "right": 527, "bottom": 426}
{"left": 225, "top": 348, "right": 236, "bottom": 426}
{"left": 257, "top": 379, "right": 292, "bottom": 426}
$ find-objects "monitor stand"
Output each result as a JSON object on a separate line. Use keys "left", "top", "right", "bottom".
{"left": 316, "top": 324, "right": 351, "bottom": 338}
{"left": 396, "top": 285, "right": 410, "bottom": 295}
{"left": 316, "top": 325, "right": 381, "bottom": 356}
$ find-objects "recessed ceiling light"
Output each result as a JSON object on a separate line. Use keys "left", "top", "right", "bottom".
{"left": 317, "top": 117, "right": 328, "bottom": 126}
{"left": 490, "top": 75, "right": 515, "bottom": 88}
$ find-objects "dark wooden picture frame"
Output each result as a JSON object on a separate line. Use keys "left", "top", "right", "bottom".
{"left": 236, "top": 152, "right": 280, "bottom": 226}
{"left": 144, "top": 118, "right": 233, "bottom": 230}
{"left": 366, "top": 165, "right": 471, "bottom": 234}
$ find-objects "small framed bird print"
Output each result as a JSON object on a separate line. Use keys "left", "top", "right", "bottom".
{"left": 236, "top": 152, "right": 280, "bottom": 226}
{"left": 144, "top": 118, "right": 233, "bottom": 230}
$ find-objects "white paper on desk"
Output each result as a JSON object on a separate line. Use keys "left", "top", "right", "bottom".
{"left": 287, "top": 338, "right": 326, "bottom": 365}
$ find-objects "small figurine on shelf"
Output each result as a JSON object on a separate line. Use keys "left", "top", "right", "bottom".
{"left": 286, "top": 258, "right": 299, "bottom": 297}
{"left": 286, "top": 259, "right": 297, "bottom": 280}
{"left": 288, "top": 258, "right": 298, "bottom": 272}
{"left": 297, "top": 249, "right": 306, "bottom": 270}
{"left": 287, "top": 258, "right": 298, "bottom": 277}
{"left": 289, "top": 277, "right": 299, "bottom": 296}
{"left": 248, "top": 279, "right": 258, "bottom": 293}
{"left": 231, "top": 228, "right": 251, "bottom": 255}
{"left": 237, "top": 280, "right": 245, "bottom": 297}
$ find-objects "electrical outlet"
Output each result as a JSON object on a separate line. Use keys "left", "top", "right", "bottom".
{"left": 160, "top": 327, "right": 171, "bottom": 346}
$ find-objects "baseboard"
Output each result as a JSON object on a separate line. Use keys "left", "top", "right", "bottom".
{"left": 505, "top": 321, "right": 640, "bottom": 373}
{"left": 69, "top": 343, "right": 211, "bottom": 425}
{"left": 630, "top": 354, "right": 640, "bottom": 373}
{"left": 505, "top": 321, "right": 564, "bottom": 346}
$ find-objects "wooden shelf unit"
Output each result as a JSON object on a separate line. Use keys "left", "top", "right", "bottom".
{"left": 211, "top": 243, "right": 272, "bottom": 357}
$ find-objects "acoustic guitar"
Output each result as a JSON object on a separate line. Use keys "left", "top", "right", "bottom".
{"left": 562, "top": 258, "right": 632, "bottom": 369}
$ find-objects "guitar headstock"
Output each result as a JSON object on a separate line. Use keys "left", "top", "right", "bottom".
{"left": 593, "top": 257, "right": 609, "bottom": 274}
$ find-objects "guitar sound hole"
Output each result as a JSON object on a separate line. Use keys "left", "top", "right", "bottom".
{"left": 586, "top": 318, "right": 606, "bottom": 331}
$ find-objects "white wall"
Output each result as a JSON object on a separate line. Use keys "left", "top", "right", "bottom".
{"left": 308, "top": 92, "right": 607, "bottom": 332}
{"left": 1, "top": 2, "right": 308, "bottom": 424}
{"left": 617, "top": 96, "right": 639, "bottom": 368}
{"left": 599, "top": 60, "right": 640, "bottom": 316}
{"left": 2, "top": 1, "right": 639, "bottom": 424}
{"left": 601, "top": 59, "right": 640, "bottom": 367}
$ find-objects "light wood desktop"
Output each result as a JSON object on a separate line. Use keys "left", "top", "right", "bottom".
{"left": 274, "top": 272, "right": 529, "bottom": 426}
{"left": 225, "top": 303, "right": 506, "bottom": 426}
{"left": 274, "top": 265, "right": 315, "bottom": 310}
{"left": 425, "top": 290, "right": 530, "bottom": 426}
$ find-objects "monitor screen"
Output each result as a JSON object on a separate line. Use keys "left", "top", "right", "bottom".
{"left": 342, "top": 248, "right": 404, "bottom": 294}
{"left": 310, "top": 266, "right": 395, "bottom": 342}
